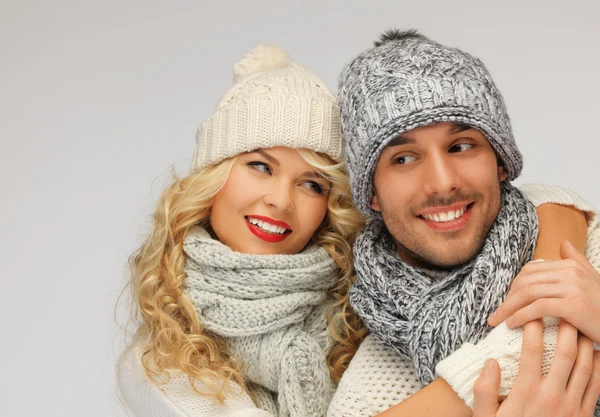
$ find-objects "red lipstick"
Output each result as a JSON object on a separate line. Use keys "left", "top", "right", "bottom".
{"left": 245, "top": 215, "right": 292, "bottom": 243}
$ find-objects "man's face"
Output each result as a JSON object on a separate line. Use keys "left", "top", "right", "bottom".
{"left": 371, "top": 122, "right": 507, "bottom": 269}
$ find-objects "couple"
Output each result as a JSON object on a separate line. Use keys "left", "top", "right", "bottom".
{"left": 117, "top": 29, "right": 600, "bottom": 417}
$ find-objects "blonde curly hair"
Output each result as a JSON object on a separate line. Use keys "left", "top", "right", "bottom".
{"left": 126, "top": 148, "right": 367, "bottom": 403}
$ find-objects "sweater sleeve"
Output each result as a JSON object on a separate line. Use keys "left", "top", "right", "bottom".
{"left": 518, "top": 183, "right": 597, "bottom": 224}
{"left": 116, "top": 345, "right": 272, "bottom": 417}
{"left": 438, "top": 185, "right": 600, "bottom": 411}
{"left": 520, "top": 182, "right": 600, "bottom": 270}
{"left": 327, "top": 336, "right": 422, "bottom": 417}
{"left": 436, "top": 317, "right": 564, "bottom": 409}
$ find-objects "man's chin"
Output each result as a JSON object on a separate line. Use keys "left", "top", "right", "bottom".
{"left": 405, "top": 242, "right": 483, "bottom": 270}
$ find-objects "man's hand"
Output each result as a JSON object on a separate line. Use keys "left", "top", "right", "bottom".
{"left": 473, "top": 319, "right": 600, "bottom": 417}
{"left": 489, "top": 240, "right": 600, "bottom": 343}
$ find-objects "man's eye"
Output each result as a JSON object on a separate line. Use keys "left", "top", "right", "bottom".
{"left": 394, "top": 155, "right": 417, "bottom": 165}
{"left": 246, "top": 161, "right": 272, "bottom": 174}
{"left": 449, "top": 143, "right": 473, "bottom": 153}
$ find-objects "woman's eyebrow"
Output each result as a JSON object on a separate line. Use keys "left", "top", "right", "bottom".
{"left": 301, "top": 171, "right": 326, "bottom": 179}
{"left": 256, "top": 149, "right": 280, "bottom": 166}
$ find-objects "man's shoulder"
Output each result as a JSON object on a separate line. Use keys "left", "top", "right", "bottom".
{"left": 327, "top": 335, "right": 422, "bottom": 417}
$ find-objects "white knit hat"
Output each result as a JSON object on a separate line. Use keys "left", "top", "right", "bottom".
{"left": 191, "top": 45, "right": 343, "bottom": 171}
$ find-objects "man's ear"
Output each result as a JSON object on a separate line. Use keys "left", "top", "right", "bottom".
{"left": 498, "top": 164, "right": 508, "bottom": 182}
{"left": 370, "top": 193, "right": 381, "bottom": 212}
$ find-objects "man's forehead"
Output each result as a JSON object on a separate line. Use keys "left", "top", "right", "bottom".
{"left": 384, "top": 122, "right": 476, "bottom": 148}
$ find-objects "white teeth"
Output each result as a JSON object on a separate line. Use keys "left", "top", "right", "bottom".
{"left": 247, "top": 217, "right": 288, "bottom": 234}
{"left": 422, "top": 206, "right": 467, "bottom": 223}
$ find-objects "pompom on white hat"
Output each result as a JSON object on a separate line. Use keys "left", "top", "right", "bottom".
{"left": 191, "top": 45, "right": 342, "bottom": 171}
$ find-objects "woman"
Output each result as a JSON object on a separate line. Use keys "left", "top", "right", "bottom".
{"left": 118, "top": 44, "right": 366, "bottom": 417}
{"left": 117, "top": 44, "right": 591, "bottom": 417}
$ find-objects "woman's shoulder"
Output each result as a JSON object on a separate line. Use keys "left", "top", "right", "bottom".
{"left": 117, "top": 343, "right": 270, "bottom": 417}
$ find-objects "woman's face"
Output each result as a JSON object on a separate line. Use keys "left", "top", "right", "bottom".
{"left": 210, "top": 147, "right": 331, "bottom": 255}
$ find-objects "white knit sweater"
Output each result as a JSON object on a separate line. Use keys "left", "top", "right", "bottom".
{"left": 118, "top": 184, "right": 598, "bottom": 417}
{"left": 327, "top": 184, "right": 599, "bottom": 417}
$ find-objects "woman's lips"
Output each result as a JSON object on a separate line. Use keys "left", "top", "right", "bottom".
{"left": 245, "top": 216, "right": 292, "bottom": 243}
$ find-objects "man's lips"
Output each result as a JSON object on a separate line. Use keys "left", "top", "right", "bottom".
{"left": 418, "top": 203, "right": 474, "bottom": 231}
{"left": 418, "top": 202, "right": 472, "bottom": 216}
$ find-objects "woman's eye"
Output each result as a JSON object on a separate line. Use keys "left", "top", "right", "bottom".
{"left": 449, "top": 143, "right": 473, "bottom": 153}
{"left": 394, "top": 155, "right": 417, "bottom": 165}
{"left": 302, "top": 181, "right": 326, "bottom": 195}
{"left": 246, "top": 161, "right": 272, "bottom": 175}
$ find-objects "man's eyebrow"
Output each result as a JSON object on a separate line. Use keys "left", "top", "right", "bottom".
{"left": 448, "top": 123, "right": 474, "bottom": 135}
{"left": 255, "top": 150, "right": 280, "bottom": 166}
{"left": 385, "top": 136, "right": 416, "bottom": 148}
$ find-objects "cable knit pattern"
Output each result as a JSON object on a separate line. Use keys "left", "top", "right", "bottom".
{"left": 338, "top": 30, "right": 522, "bottom": 215}
{"left": 328, "top": 184, "right": 600, "bottom": 417}
{"left": 192, "top": 44, "right": 342, "bottom": 171}
{"left": 350, "top": 183, "right": 538, "bottom": 385}
{"left": 182, "top": 227, "right": 338, "bottom": 417}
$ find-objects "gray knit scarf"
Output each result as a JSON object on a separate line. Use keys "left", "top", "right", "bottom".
{"left": 350, "top": 183, "right": 539, "bottom": 386}
{"left": 182, "top": 227, "right": 338, "bottom": 417}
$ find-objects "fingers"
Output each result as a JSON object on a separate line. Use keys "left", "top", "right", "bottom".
{"left": 565, "top": 334, "right": 594, "bottom": 406}
{"left": 489, "top": 262, "right": 579, "bottom": 326}
{"left": 504, "top": 298, "right": 568, "bottom": 329}
{"left": 581, "top": 351, "right": 600, "bottom": 415}
{"left": 490, "top": 283, "right": 570, "bottom": 327}
{"left": 547, "top": 320, "right": 579, "bottom": 390}
{"left": 473, "top": 359, "right": 501, "bottom": 417}
{"left": 515, "top": 319, "right": 544, "bottom": 386}
{"left": 560, "top": 240, "right": 590, "bottom": 267}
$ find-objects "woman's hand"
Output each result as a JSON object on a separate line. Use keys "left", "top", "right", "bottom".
{"left": 473, "top": 319, "right": 600, "bottom": 417}
{"left": 489, "top": 240, "right": 600, "bottom": 344}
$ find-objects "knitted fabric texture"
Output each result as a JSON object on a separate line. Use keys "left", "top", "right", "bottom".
{"left": 327, "top": 185, "right": 600, "bottom": 417}
{"left": 191, "top": 44, "right": 342, "bottom": 171}
{"left": 182, "top": 227, "right": 338, "bottom": 417}
{"left": 437, "top": 317, "right": 600, "bottom": 416}
{"left": 338, "top": 30, "right": 521, "bottom": 215}
{"left": 349, "top": 183, "right": 538, "bottom": 386}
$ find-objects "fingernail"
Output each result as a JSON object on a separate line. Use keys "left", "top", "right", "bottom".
{"left": 488, "top": 312, "right": 496, "bottom": 324}
{"left": 506, "top": 317, "right": 514, "bottom": 328}
{"left": 595, "top": 351, "right": 600, "bottom": 362}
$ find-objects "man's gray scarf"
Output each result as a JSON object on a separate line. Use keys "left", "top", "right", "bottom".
{"left": 182, "top": 227, "right": 338, "bottom": 417}
{"left": 350, "top": 183, "right": 539, "bottom": 386}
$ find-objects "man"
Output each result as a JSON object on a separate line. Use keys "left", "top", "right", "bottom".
{"left": 328, "top": 29, "right": 600, "bottom": 416}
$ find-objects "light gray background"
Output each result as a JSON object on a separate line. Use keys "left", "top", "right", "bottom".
{"left": 2, "top": 0, "right": 599, "bottom": 416}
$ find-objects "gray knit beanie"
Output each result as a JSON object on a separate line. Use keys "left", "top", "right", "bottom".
{"left": 338, "top": 29, "right": 522, "bottom": 215}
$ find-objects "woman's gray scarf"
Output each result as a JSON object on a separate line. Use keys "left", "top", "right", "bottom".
{"left": 182, "top": 227, "right": 338, "bottom": 417}
{"left": 350, "top": 183, "right": 539, "bottom": 386}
